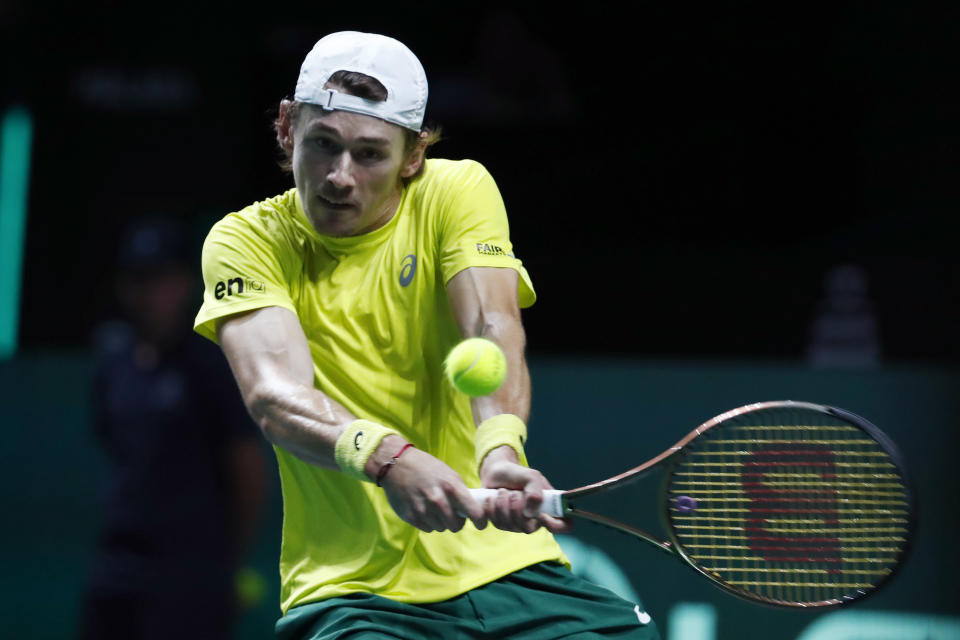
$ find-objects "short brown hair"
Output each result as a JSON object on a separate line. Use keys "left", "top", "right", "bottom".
{"left": 275, "top": 70, "right": 441, "bottom": 181}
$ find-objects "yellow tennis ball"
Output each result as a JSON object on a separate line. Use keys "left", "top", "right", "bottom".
{"left": 444, "top": 338, "right": 507, "bottom": 397}
{"left": 235, "top": 566, "right": 267, "bottom": 610}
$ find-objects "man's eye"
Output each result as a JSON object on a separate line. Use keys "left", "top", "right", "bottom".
{"left": 356, "top": 148, "right": 385, "bottom": 161}
{"left": 310, "top": 137, "right": 337, "bottom": 151}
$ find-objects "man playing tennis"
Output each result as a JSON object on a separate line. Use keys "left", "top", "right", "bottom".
{"left": 195, "top": 31, "right": 659, "bottom": 639}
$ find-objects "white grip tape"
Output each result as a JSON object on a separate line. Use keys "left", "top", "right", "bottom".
{"left": 467, "top": 488, "right": 565, "bottom": 517}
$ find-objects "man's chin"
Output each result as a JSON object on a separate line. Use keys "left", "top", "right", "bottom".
{"left": 306, "top": 208, "right": 360, "bottom": 237}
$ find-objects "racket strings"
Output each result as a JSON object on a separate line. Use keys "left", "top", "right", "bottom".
{"left": 665, "top": 407, "right": 910, "bottom": 606}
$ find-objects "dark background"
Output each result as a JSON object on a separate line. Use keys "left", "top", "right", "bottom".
{"left": 3, "top": 1, "right": 957, "bottom": 362}
{"left": 2, "top": 3, "right": 958, "bottom": 639}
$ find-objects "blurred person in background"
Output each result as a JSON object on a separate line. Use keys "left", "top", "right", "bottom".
{"left": 78, "top": 218, "right": 267, "bottom": 640}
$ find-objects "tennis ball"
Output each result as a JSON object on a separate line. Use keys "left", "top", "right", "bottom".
{"left": 235, "top": 566, "right": 267, "bottom": 610}
{"left": 444, "top": 338, "right": 507, "bottom": 397}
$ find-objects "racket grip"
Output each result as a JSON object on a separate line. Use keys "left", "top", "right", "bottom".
{"left": 467, "top": 488, "right": 565, "bottom": 518}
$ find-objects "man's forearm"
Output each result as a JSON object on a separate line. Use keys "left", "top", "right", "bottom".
{"left": 218, "top": 307, "right": 411, "bottom": 481}
{"left": 251, "top": 381, "right": 411, "bottom": 480}
{"left": 248, "top": 378, "right": 355, "bottom": 469}
{"left": 469, "top": 312, "right": 531, "bottom": 426}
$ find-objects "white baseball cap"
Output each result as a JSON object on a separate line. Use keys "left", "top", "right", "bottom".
{"left": 294, "top": 31, "right": 428, "bottom": 132}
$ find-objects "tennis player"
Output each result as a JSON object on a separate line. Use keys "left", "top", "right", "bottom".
{"left": 195, "top": 31, "right": 659, "bottom": 639}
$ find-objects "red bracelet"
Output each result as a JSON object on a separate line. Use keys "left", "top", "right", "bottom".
{"left": 376, "top": 443, "right": 416, "bottom": 487}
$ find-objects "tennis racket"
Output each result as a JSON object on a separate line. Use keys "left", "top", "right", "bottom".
{"left": 469, "top": 400, "right": 914, "bottom": 608}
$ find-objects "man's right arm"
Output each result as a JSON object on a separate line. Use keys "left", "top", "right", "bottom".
{"left": 218, "top": 305, "right": 352, "bottom": 469}
{"left": 216, "top": 305, "right": 486, "bottom": 532}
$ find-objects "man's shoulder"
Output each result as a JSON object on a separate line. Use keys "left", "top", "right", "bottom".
{"left": 419, "top": 158, "right": 493, "bottom": 190}
{"left": 206, "top": 189, "right": 304, "bottom": 248}
{"left": 213, "top": 188, "right": 300, "bottom": 230}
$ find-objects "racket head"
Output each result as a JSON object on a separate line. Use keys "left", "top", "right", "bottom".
{"left": 662, "top": 400, "right": 914, "bottom": 608}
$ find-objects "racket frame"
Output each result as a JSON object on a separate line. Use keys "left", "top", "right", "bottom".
{"left": 556, "top": 400, "right": 915, "bottom": 608}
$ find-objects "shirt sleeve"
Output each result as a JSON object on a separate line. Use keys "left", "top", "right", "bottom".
{"left": 194, "top": 211, "right": 299, "bottom": 343}
{"left": 436, "top": 161, "right": 536, "bottom": 308}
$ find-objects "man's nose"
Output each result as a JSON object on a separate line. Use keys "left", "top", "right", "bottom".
{"left": 326, "top": 152, "right": 356, "bottom": 189}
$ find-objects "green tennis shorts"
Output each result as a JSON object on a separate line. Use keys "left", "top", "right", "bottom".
{"left": 275, "top": 562, "right": 660, "bottom": 639}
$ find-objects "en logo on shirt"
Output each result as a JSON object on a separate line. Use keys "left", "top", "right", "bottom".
{"left": 214, "top": 277, "right": 265, "bottom": 300}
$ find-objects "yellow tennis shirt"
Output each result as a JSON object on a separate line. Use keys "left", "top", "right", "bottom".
{"left": 194, "top": 159, "right": 566, "bottom": 614}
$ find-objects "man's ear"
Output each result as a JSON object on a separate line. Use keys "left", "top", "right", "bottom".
{"left": 277, "top": 99, "right": 295, "bottom": 152}
{"left": 399, "top": 133, "right": 427, "bottom": 179}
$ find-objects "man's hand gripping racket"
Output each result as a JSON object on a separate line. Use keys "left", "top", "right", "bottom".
{"left": 470, "top": 401, "right": 914, "bottom": 608}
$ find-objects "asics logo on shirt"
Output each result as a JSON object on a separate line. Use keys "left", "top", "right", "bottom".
{"left": 399, "top": 254, "right": 417, "bottom": 287}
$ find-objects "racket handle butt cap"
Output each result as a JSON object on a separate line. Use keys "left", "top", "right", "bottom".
{"left": 467, "top": 488, "right": 565, "bottom": 517}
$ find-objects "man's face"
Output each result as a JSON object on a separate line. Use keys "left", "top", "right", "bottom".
{"left": 284, "top": 103, "right": 417, "bottom": 237}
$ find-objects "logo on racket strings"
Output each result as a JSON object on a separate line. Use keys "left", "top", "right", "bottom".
{"left": 740, "top": 445, "right": 842, "bottom": 569}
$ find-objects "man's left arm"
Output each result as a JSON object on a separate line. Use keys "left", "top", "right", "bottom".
{"left": 447, "top": 266, "right": 571, "bottom": 534}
